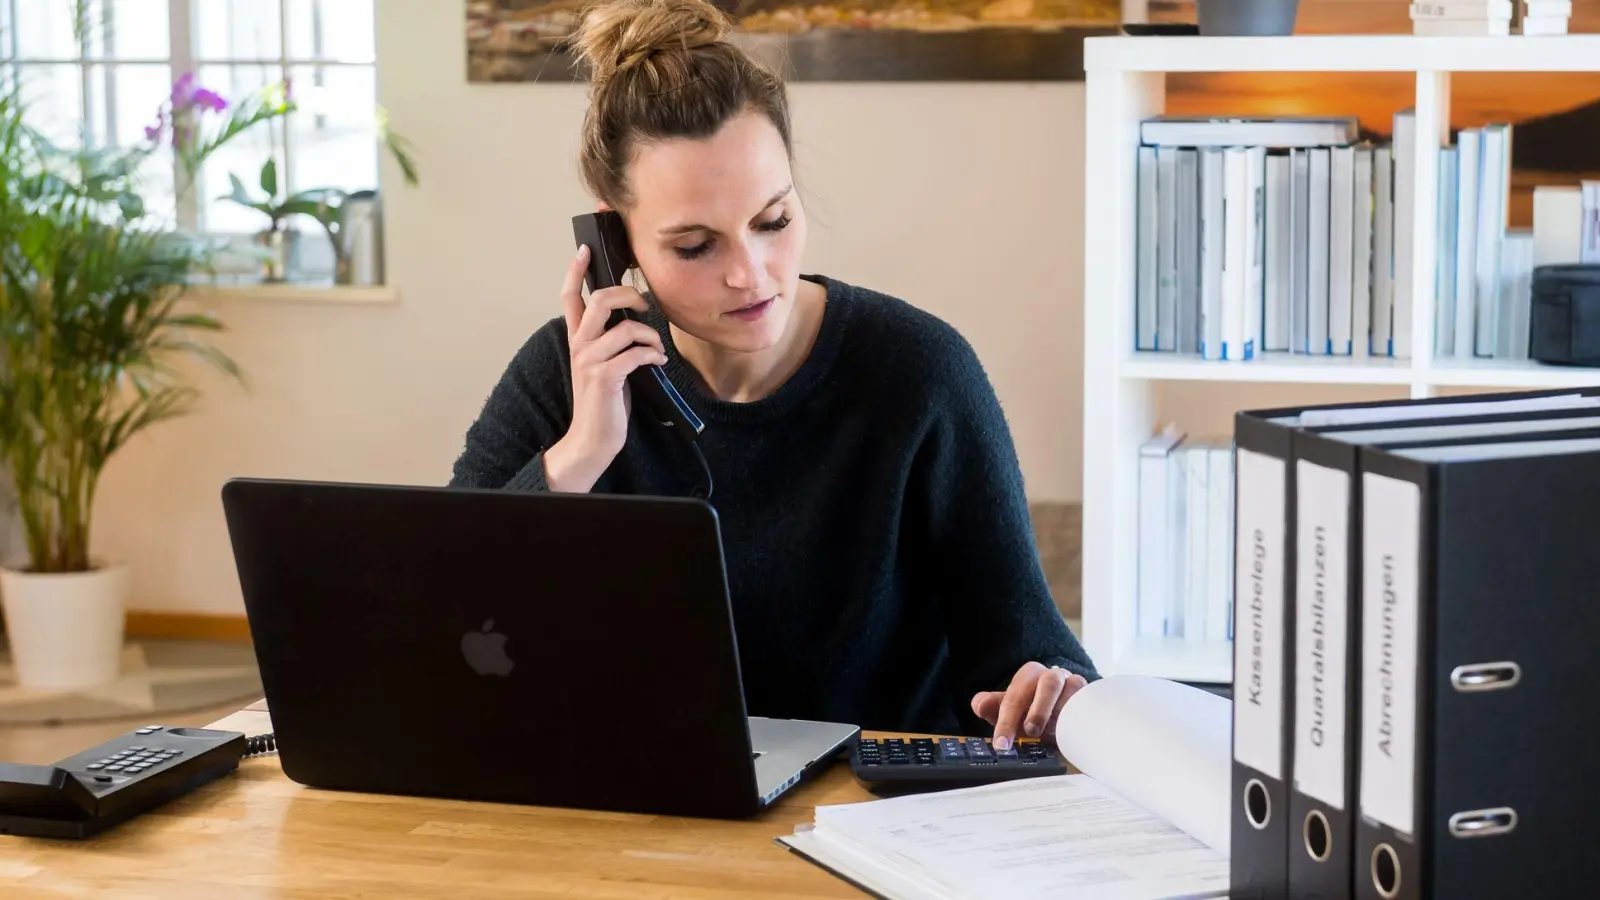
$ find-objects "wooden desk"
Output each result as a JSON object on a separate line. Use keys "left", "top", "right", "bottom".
{"left": 1, "top": 701, "right": 891, "bottom": 899}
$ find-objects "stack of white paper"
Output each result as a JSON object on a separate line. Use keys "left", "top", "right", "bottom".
{"left": 1583, "top": 182, "right": 1600, "bottom": 263}
{"left": 778, "top": 676, "right": 1232, "bottom": 899}
{"left": 1409, "top": 0, "right": 1512, "bottom": 34}
{"left": 1521, "top": 0, "right": 1571, "bottom": 34}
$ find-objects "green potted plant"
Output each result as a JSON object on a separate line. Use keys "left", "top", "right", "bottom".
{"left": 222, "top": 157, "right": 330, "bottom": 283}
{"left": 0, "top": 74, "right": 276, "bottom": 689}
{"left": 222, "top": 108, "right": 419, "bottom": 285}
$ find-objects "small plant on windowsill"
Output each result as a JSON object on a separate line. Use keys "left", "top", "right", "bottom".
{"left": 220, "top": 111, "right": 420, "bottom": 287}
{"left": 139, "top": 74, "right": 304, "bottom": 283}
{"left": 220, "top": 157, "right": 334, "bottom": 284}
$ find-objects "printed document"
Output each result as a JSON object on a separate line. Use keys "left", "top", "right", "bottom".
{"left": 778, "top": 675, "right": 1232, "bottom": 899}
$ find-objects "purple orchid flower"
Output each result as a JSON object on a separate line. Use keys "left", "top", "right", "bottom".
{"left": 168, "top": 71, "right": 228, "bottom": 114}
{"left": 142, "top": 107, "right": 169, "bottom": 146}
{"left": 146, "top": 71, "right": 234, "bottom": 150}
{"left": 191, "top": 88, "right": 228, "bottom": 112}
{"left": 171, "top": 71, "right": 196, "bottom": 106}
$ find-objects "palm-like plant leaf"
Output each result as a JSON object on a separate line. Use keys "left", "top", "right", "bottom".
{"left": 0, "top": 90, "right": 244, "bottom": 574}
{"left": 378, "top": 108, "right": 421, "bottom": 188}
{"left": 177, "top": 83, "right": 294, "bottom": 194}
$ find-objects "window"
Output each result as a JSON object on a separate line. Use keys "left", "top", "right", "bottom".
{"left": 0, "top": 0, "right": 379, "bottom": 279}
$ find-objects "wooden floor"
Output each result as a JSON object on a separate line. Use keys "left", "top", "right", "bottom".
{"left": 1153, "top": 0, "right": 1600, "bottom": 228}
{"left": 0, "top": 700, "right": 248, "bottom": 766}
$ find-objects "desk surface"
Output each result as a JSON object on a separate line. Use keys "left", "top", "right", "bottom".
{"left": 1, "top": 702, "right": 913, "bottom": 899}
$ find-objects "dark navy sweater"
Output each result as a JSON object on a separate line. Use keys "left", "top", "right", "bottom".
{"left": 449, "top": 274, "right": 1098, "bottom": 734}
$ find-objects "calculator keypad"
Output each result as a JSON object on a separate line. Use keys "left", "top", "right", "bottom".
{"left": 854, "top": 737, "right": 1050, "bottom": 767}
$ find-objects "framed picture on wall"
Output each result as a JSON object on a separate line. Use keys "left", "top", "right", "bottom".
{"left": 465, "top": 0, "right": 1121, "bottom": 83}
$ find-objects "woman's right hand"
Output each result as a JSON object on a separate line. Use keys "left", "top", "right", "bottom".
{"left": 543, "top": 244, "right": 669, "bottom": 493}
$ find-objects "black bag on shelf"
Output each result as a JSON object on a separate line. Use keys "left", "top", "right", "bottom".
{"left": 1530, "top": 264, "right": 1600, "bottom": 366}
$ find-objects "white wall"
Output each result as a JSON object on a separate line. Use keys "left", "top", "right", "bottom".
{"left": 91, "top": 0, "right": 1090, "bottom": 614}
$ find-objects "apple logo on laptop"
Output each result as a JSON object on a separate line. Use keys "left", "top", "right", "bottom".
{"left": 461, "top": 619, "right": 514, "bottom": 676}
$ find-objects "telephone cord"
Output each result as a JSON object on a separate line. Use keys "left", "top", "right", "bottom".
{"left": 689, "top": 440, "right": 714, "bottom": 500}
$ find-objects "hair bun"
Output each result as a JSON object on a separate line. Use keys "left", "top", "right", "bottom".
{"left": 572, "top": 0, "right": 735, "bottom": 86}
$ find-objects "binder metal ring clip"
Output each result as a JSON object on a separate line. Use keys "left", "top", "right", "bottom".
{"left": 1448, "top": 807, "right": 1518, "bottom": 839}
{"left": 1450, "top": 661, "right": 1521, "bottom": 693}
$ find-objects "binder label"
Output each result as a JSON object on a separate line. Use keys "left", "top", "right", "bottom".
{"left": 1294, "top": 461, "right": 1350, "bottom": 810}
{"left": 1233, "top": 447, "right": 1285, "bottom": 779}
{"left": 1359, "top": 473, "right": 1420, "bottom": 837}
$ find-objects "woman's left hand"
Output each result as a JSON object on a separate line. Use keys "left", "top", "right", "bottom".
{"left": 970, "top": 662, "right": 1089, "bottom": 750}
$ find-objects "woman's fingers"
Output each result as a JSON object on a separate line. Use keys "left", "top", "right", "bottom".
{"left": 972, "top": 666, "right": 1088, "bottom": 748}
{"left": 971, "top": 690, "right": 1004, "bottom": 724}
{"left": 603, "top": 345, "right": 671, "bottom": 389}
{"left": 1022, "top": 667, "right": 1069, "bottom": 739}
{"left": 577, "top": 319, "right": 663, "bottom": 366}
{"left": 990, "top": 662, "right": 1045, "bottom": 749}
{"left": 1043, "top": 671, "right": 1090, "bottom": 738}
{"left": 562, "top": 245, "right": 590, "bottom": 340}
{"left": 574, "top": 285, "right": 650, "bottom": 346}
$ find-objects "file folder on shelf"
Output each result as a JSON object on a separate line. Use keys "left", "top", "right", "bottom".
{"left": 1230, "top": 388, "right": 1600, "bottom": 900}
{"left": 1354, "top": 433, "right": 1600, "bottom": 900}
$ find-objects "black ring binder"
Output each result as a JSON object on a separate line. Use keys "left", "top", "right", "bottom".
{"left": 1229, "top": 388, "right": 1600, "bottom": 900}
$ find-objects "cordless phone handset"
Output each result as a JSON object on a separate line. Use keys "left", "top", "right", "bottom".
{"left": 571, "top": 211, "right": 705, "bottom": 442}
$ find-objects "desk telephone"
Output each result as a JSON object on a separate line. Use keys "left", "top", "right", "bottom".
{"left": 572, "top": 210, "right": 713, "bottom": 498}
{"left": 0, "top": 724, "right": 278, "bottom": 839}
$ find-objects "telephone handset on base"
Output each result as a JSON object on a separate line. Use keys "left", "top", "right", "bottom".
{"left": 572, "top": 211, "right": 706, "bottom": 443}
{"left": 0, "top": 724, "right": 275, "bottom": 839}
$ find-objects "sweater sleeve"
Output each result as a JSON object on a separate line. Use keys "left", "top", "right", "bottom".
{"left": 913, "top": 328, "right": 1100, "bottom": 712}
{"left": 449, "top": 320, "right": 574, "bottom": 492}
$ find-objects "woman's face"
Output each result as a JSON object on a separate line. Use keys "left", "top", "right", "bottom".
{"left": 619, "top": 108, "right": 807, "bottom": 355}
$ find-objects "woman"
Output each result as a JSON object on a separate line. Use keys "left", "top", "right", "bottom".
{"left": 450, "top": 0, "right": 1098, "bottom": 746}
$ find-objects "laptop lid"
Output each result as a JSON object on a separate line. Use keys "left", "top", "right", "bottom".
{"left": 220, "top": 478, "right": 768, "bottom": 819}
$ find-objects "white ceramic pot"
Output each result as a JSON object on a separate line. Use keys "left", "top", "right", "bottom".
{"left": 0, "top": 563, "right": 128, "bottom": 690}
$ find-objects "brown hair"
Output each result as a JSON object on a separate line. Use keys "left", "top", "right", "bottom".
{"left": 570, "top": 0, "right": 792, "bottom": 210}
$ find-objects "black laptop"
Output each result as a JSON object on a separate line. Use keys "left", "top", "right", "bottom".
{"left": 219, "top": 478, "right": 858, "bottom": 819}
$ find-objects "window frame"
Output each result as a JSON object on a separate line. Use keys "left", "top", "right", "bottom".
{"left": 2, "top": 0, "right": 379, "bottom": 238}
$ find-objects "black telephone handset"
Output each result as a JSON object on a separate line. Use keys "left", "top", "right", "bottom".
{"left": 572, "top": 211, "right": 706, "bottom": 444}
{"left": 0, "top": 724, "right": 276, "bottom": 839}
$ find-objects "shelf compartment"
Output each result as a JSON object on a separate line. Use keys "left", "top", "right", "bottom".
{"left": 1079, "top": 39, "right": 1600, "bottom": 688}
{"left": 1119, "top": 351, "right": 1416, "bottom": 384}
{"left": 1425, "top": 357, "right": 1600, "bottom": 388}
{"left": 1084, "top": 35, "right": 1600, "bottom": 75}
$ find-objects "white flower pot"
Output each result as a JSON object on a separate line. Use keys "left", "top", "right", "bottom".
{"left": 0, "top": 563, "right": 128, "bottom": 690}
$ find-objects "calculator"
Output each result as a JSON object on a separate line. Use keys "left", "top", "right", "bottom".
{"left": 848, "top": 736, "right": 1069, "bottom": 793}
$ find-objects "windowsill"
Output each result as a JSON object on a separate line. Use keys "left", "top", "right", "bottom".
{"left": 183, "top": 281, "right": 400, "bottom": 305}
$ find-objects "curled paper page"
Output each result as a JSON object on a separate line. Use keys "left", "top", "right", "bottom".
{"left": 1054, "top": 674, "right": 1232, "bottom": 855}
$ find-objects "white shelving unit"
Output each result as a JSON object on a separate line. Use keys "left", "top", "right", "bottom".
{"left": 1080, "top": 34, "right": 1600, "bottom": 685}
